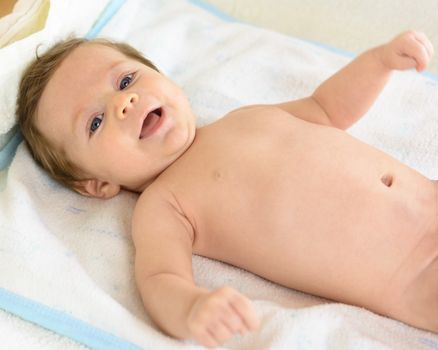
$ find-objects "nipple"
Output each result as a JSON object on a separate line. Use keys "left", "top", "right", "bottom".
{"left": 381, "top": 174, "right": 394, "bottom": 187}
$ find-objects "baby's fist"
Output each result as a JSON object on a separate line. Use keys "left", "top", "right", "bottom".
{"left": 379, "top": 31, "right": 434, "bottom": 72}
{"left": 187, "top": 287, "right": 259, "bottom": 348}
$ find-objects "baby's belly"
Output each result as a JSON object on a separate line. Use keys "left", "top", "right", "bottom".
{"left": 258, "top": 163, "right": 435, "bottom": 304}
{"left": 186, "top": 116, "right": 437, "bottom": 307}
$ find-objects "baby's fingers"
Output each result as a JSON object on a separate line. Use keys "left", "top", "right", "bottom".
{"left": 403, "top": 31, "right": 432, "bottom": 72}
{"left": 207, "top": 322, "right": 234, "bottom": 346}
{"left": 221, "top": 306, "right": 247, "bottom": 335}
{"left": 187, "top": 287, "right": 259, "bottom": 347}
{"left": 196, "top": 328, "right": 220, "bottom": 349}
{"left": 413, "top": 31, "right": 434, "bottom": 60}
{"left": 228, "top": 291, "right": 260, "bottom": 332}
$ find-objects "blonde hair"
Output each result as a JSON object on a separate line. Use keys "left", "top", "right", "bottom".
{"left": 16, "top": 37, "right": 159, "bottom": 190}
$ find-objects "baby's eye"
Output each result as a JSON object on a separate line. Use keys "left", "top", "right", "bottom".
{"left": 119, "top": 73, "right": 134, "bottom": 90}
{"left": 89, "top": 114, "right": 103, "bottom": 135}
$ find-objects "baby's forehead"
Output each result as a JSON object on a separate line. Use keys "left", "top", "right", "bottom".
{"left": 49, "top": 43, "right": 138, "bottom": 92}
{"left": 67, "top": 43, "right": 130, "bottom": 69}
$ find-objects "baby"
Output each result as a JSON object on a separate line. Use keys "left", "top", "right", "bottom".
{"left": 17, "top": 31, "right": 437, "bottom": 348}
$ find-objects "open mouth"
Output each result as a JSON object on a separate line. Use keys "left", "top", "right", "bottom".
{"left": 139, "top": 107, "right": 163, "bottom": 139}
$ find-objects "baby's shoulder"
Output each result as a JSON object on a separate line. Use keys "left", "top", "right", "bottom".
{"left": 134, "top": 181, "right": 187, "bottom": 219}
{"left": 135, "top": 182, "right": 172, "bottom": 211}
{"left": 132, "top": 182, "right": 194, "bottom": 241}
{"left": 133, "top": 184, "right": 176, "bottom": 226}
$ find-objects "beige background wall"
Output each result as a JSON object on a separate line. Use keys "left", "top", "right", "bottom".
{"left": 203, "top": 0, "right": 438, "bottom": 75}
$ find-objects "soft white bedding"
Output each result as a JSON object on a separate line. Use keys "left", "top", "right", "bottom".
{"left": 1, "top": 0, "right": 438, "bottom": 349}
{"left": 203, "top": 0, "right": 438, "bottom": 75}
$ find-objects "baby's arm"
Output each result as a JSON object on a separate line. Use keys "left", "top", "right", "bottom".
{"left": 132, "top": 187, "right": 259, "bottom": 348}
{"left": 276, "top": 31, "right": 433, "bottom": 129}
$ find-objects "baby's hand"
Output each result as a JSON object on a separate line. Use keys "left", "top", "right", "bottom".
{"left": 186, "top": 287, "right": 259, "bottom": 348}
{"left": 379, "top": 30, "right": 434, "bottom": 72}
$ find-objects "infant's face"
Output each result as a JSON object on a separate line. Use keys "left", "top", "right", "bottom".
{"left": 37, "top": 43, "right": 196, "bottom": 193}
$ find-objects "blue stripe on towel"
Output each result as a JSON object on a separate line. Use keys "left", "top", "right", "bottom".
{"left": 0, "top": 288, "right": 141, "bottom": 350}
{"left": 0, "top": 130, "right": 23, "bottom": 170}
{"left": 189, "top": 0, "right": 235, "bottom": 22}
{"left": 422, "top": 71, "right": 438, "bottom": 82}
{"left": 86, "top": 0, "right": 126, "bottom": 39}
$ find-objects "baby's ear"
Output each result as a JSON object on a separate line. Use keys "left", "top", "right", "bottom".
{"left": 73, "top": 179, "right": 121, "bottom": 199}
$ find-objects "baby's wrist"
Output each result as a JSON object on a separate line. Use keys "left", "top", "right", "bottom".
{"left": 370, "top": 45, "right": 392, "bottom": 71}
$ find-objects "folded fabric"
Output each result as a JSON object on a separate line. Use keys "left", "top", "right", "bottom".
{"left": 0, "top": 0, "right": 50, "bottom": 48}
{"left": 1, "top": 0, "right": 438, "bottom": 349}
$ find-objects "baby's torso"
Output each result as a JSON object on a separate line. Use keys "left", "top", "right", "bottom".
{"left": 147, "top": 106, "right": 437, "bottom": 306}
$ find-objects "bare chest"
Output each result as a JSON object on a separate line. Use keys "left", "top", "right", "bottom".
{"left": 160, "top": 108, "right": 435, "bottom": 292}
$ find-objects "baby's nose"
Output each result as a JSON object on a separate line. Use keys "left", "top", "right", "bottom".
{"left": 114, "top": 92, "right": 139, "bottom": 120}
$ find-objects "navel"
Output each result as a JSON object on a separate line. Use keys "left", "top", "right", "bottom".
{"left": 381, "top": 173, "right": 394, "bottom": 188}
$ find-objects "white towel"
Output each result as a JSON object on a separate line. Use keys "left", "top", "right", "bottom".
{"left": 1, "top": 0, "right": 438, "bottom": 349}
